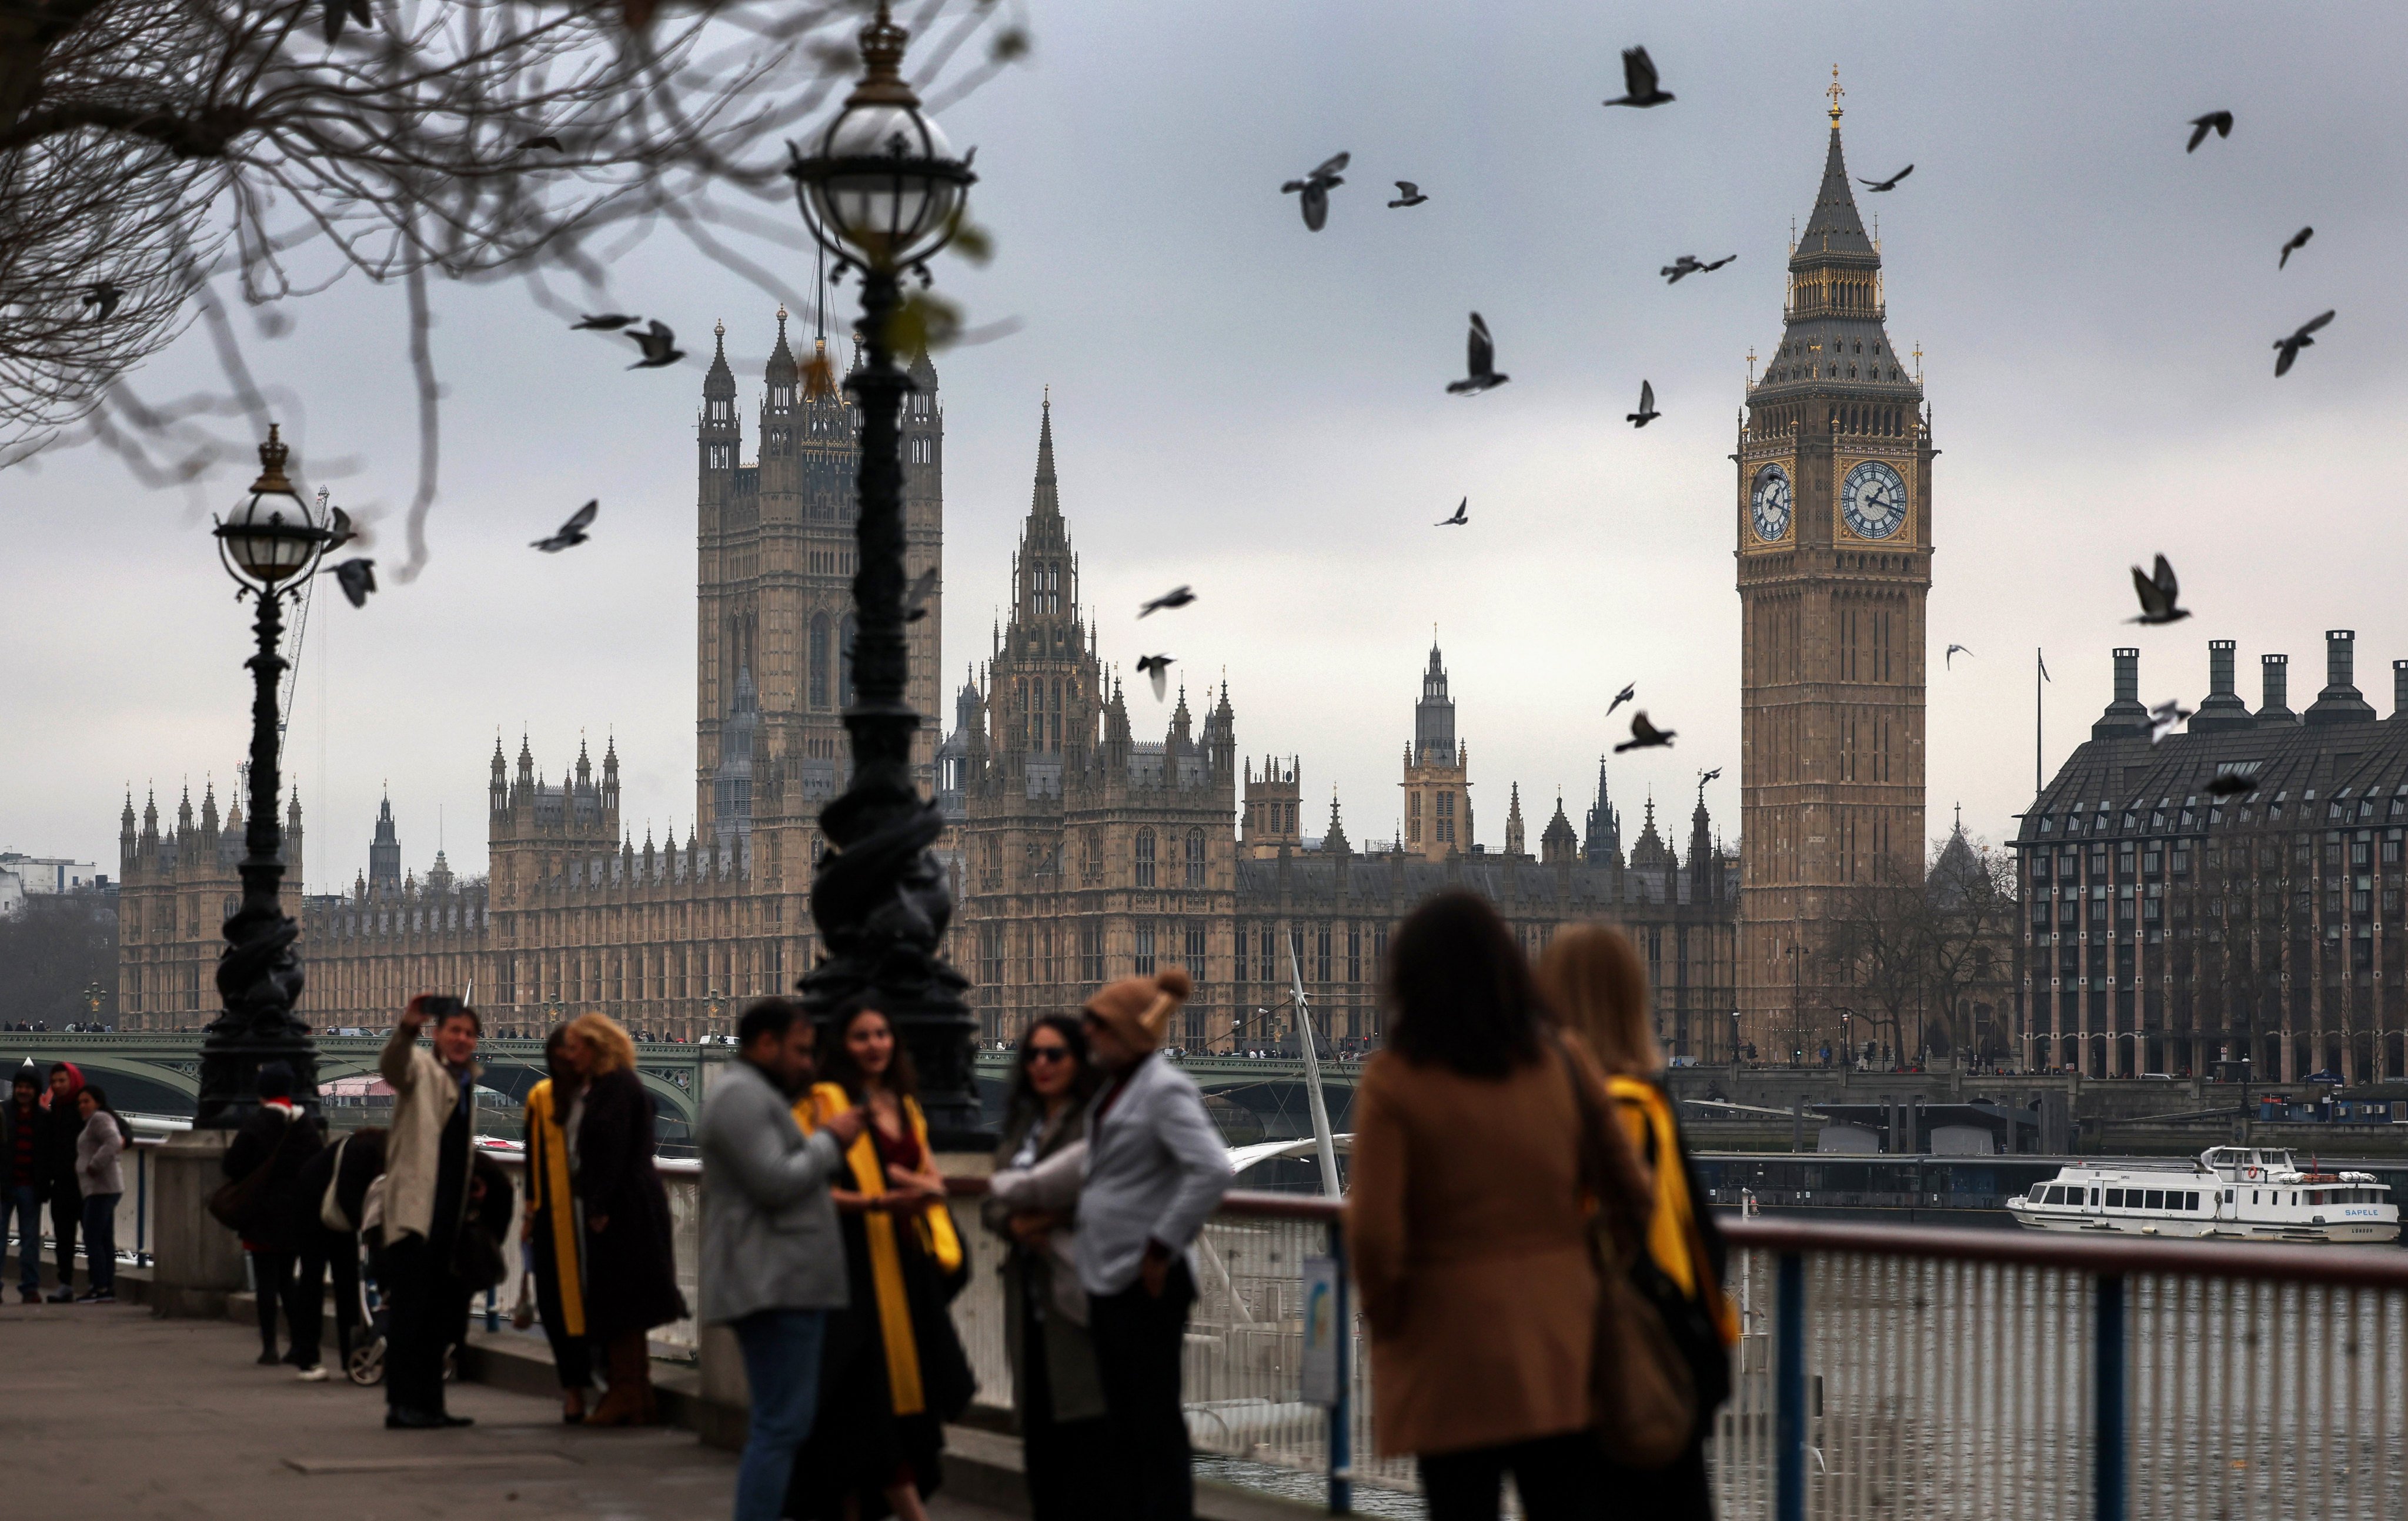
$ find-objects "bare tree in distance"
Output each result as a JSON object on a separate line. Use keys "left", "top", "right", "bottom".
{"left": 1821, "top": 832, "right": 2018, "bottom": 1069}
{"left": 1, "top": 0, "right": 1027, "bottom": 579}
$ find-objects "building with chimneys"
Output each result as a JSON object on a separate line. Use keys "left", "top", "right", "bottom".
{"left": 2017, "top": 632, "right": 2408, "bottom": 1085}
{"left": 116, "top": 780, "right": 303, "bottom": 1026}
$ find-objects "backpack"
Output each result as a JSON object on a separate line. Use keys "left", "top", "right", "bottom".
{"left": 206, "top": 1109, "right": 300, "bottom": 1235}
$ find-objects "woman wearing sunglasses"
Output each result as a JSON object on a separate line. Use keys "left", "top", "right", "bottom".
{"left": 983, "top": 1015, "right": 1106, "bottom": 1517}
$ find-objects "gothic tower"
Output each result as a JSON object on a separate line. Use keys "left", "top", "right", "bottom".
{"left": 1735, "top": 76, "right": 1933, "bottom": 1060}
{"left": 1400, "top": 641, "right": 1472, "bottom": 860}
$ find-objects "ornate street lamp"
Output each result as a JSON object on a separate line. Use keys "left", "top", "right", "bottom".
{"left": 196, "top": 425, "right": 329, "bottom": 1125}
{"left": 786, "top": 2, "right": 982, "bottom": 1144}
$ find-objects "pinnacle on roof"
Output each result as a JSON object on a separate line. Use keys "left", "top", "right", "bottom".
{"left": 766, "top": 303, "right": 797, "bottom": 382}
{"left": 1794, "top": 122, "right": 1876, "bottom": 264}
{"left": 1030, "top": 388, "right": 1060, "bottom": 520}
{"left": 704, "top": 318, "right": 734, "bottom": 392}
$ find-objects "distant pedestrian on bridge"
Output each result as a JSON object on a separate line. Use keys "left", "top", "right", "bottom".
{"left": 5, "top": 1064, "right": 44, "bottom": 1303}
{"left": 224, "top": 1063, "right": 325, "bottom": 1362}
{"left": 523, "top": 1028, "right": 594, "bottom": 1422}
{"left": 1077, "top": 968, "right": 1231, "bottom": 1521}
{"left": 1539, "top": 924, "right": 1739, "bottom": 1521}
{"left": 72, "top": 1083, "right": 128, "bottom": 1303}
{"left": 699, "top": 997, "right": 863, "bottom": 1521}
{"left": 1347, "top": 892, "right": 1644, "bottom": 1521}
{"left": 379, "top": 995, "right": 483, "bottom": 1429}
{"left": 562, "top": 1012, "right": 686, "bottom": 1426}
{"left": 39, "top": 1062, "right": 86, "bottom": 1301}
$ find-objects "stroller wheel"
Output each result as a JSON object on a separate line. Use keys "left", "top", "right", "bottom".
{"left": 347, "top": 1338, "right": 386, "bottom": 1386}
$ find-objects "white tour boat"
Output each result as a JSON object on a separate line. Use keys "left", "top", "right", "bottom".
{"left": 2007, "top": 1148, "right": 2399, "bottom": 1244}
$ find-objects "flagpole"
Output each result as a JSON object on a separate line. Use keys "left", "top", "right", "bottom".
{"left": 2035, "top": 647, "right": 2045, "bottom": 800}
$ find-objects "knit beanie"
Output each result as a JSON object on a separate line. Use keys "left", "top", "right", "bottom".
{"left": 1081, "top": 968, "right": 1193, "bottom": 1056}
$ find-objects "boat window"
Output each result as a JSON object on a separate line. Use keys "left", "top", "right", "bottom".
{"left": 2105, "top": 1189, "right": 2124, "bottom": 1208}
{"left": 2145, "top": 1190, "right": 2165, "bottom": 1210}
{"left": 2222, "top": 1190, "right": 2234, "bottom": 1203}
{"left": 2044, "top": 1186, "right": 2065, "bottom": 1205}
{"left": 2186, "top": 1192, "right": 2200, "bottom": 1210}
{"left": 2090, "top": 1189, "right": 2100, "bottom": 1207}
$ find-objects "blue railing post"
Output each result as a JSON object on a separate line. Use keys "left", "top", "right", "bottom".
{"left": 2094, "top": 1273, "right": 2126, "bottom": 1521}
{"left": 1776, "top": 1251, "right": 1806, "bottom": 1521}
{"left": 1326, "top": 1219, "right": 1354, "bottom": 1516}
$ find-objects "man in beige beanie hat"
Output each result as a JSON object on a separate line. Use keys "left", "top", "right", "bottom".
{"left": 1076, "top": 966, "right": 1231, "bottom": 1519}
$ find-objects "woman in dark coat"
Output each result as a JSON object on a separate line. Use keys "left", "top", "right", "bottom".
{"left": 523, "top": 1027, "right": 594, "bottom": 1421}
{"left": 223, "top": 1062, "right": 326, "bottom": 1368}
{"left": 563, "top": 1012, "right": 686, "bottom": 1426}
{"left": 981, "top": 1014, "right": 1107, "bottom": 1518}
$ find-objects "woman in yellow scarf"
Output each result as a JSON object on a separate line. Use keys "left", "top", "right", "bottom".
{"left": 521, "top": 1028, "right": 593, "bottom": 1422}
{"left": 1538, "top": 925, "right": 1738, "bottom": 1521}
{"left": 784, "top": 1000, "right": 974, "bottom": 1521}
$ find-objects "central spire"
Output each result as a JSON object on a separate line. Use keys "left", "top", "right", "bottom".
{"left": 1030, "top": 388, "right": 1059, "bottom": 519}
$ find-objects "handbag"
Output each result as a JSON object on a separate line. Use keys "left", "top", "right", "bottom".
{"left": 206, "top": 1108, "right": 300, "bottom": 1235}
{"left": 1548, "top": 1034, "right": 1698, "bottom": 1470}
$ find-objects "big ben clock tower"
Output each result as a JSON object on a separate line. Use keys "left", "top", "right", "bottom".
{"left": 1735, "top": 72, "right": 1933, "bottom": 1063}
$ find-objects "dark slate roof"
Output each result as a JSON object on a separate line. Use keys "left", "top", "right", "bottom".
{"left": 2018, "top": 714, "right": 2408, "bottom": 848}
{"left": 1749, "top": 127, "right": 1922, "bottom": 403}
{"left": 1797, "top": 127, "right": 1875, "bottom": 259}
{"left": 1233, "top": 854, "right": 1726, "bottom": 915}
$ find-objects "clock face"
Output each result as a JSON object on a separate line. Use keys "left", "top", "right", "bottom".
{"left": 1841, "top": 459, "right": 1908, "bottom": 541}
{"left": 1749, "top": 463, "right": 1792, "bottom": 543}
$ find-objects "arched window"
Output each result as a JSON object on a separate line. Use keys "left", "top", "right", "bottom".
{"left": 1135, "top": 830, "right": 1157, "bottom": 888}
{"left": 1185, "top": 829, "right": 1206, "bottom": 886}
{"left": 839, "top": 615, "right": 857, "bottom": 707}
{"left": 808, "top": 615, "right": 830, "bottom": 709}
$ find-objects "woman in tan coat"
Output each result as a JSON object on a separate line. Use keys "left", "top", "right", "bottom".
{"left": 1346, "top": 891, "right": 1631, "bottom": 1520}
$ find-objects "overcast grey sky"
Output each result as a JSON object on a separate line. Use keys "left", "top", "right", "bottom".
{"left": 11, "top": 1, "right": 2408, "bottom": 888}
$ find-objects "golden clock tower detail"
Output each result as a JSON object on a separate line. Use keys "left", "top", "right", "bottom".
{"left": 1735, "top": 76, "right": 1933, "bottom": 1062}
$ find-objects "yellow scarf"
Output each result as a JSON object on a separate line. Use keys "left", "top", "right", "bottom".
{"left": 807, "top": 1082, "right": 964, "bottom": 1416}
{"left": 1608, "top": 1075, "right": 1739, "bottom": 1346}
{"left": 523, "top": 1079, "right": 585, "bottom": 1336}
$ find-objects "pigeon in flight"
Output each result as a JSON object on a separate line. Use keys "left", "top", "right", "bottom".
{"left": 2273, "top": 311, "right": 2334, "bottom": 376}
{"left": 1281, "top": 152, "right": 1349, "bottom": 232}
{"left": 2204, "top": 762, "right": 2262, "bottom": 798}
{"left": 80, "top": 283, "right": 122, "bottom": 320}
{"left": 1387, "top": 182, "right": 1428, "bottom": 208}
{"left": 1607, "top": 682, "right": 1636, "bottom": 717}
{"left": 1945, "top": 643, "right": 1972, "bottom": 668}
{"left": 573, "top": 313, "right": 643, "bottom": 331}
{"left": 1135, "top": 653, "right": 1174, "bottom": 702}
{"left": 1627, "top": 379, "right": 1659, "bottom": 428}
{"left": 1614, "top": 711, "right": 1676, "bottom": 753}
{"left": 903, "top": 567, "right": 939, "bottom": 622}
{"left": 532, "top": 499, "right": 598, "bottom": 552}
{"left": 2148, "top": 699, "right": 2193, "bottom": 746}
{"left": 1602, "top": 46, "right": 1674, "bottom": 108}
{"left": 322, "top": 0, "right": 368, "bottom": 42}
{"left": 323, "top": 505, "right": 358, "bottom": 553}
{"left": 2278, "top": 226, "right": 2313, "bottom": 269}
{"left": 2185, "top": 111, "right": 2233, "bottom": 153}
{"left": 1698, "top": 767, "right": 1722, "bottom": 786}
{"left": 1661, "top": 254, "right": 1735, "bottom": 285}
{"left": 330, "top": 558, "right": 377, "bottom": 608}
{"left": 1435, "top": 497, "right": 1468, "bottom": 526}
{"left": 520, "top": 135, "right": 565, "bottom": 154}
{"left": 1858, "top": 165, "right": 1914, "bottom": 192}
{"left": 1445, "top": 312, "right": 1509, "bottom": 395}
{"left": 2128, "top": 554, "right": 2190, "bottom": 625}
{"left": 1139, "top": 585, "right": 1195, "bottom": 618}
{"left": 624, "top": 320, "right": 684, "bottom": 369}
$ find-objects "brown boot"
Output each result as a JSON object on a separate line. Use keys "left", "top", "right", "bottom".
{"left": 582, "top": 1333, "right": 648, "bottom": 1427}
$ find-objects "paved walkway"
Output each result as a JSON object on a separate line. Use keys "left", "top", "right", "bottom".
{"left": 2, "top": 1299, "right": 1011, "bottom": 1521}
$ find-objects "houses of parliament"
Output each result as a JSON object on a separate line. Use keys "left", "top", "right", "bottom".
{"left": 116, "top": 100, "right": 1941, "bottom": 1064}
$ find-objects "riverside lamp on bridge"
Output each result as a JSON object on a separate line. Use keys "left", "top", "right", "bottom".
{"left": 783, "top": 1, "right": 983, "bottom": 1145}
{"left": 198, "top": 426, "right": 326, "bottom": 1126}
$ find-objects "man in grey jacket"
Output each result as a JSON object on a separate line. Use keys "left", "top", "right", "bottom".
{"left": 1077, "top": 967, "right": 1232, "bottom": 1520}
{"left": 700, "top": 998, "right": 864, "bottom": 1521}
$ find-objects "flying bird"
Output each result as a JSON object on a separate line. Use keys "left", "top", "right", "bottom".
{"left": 1614, "top": 711, "right": 1676, "bottom": 753}
{"left": 1627, "top": 379, "right": 1659, "bottom": 427}
{"left": 2128, "top": 553, "right": 2190, "bottom": 625}
{"left": 2148, "top": 699, "right": 2193, "bottom": 746}
{"left": 1661, "top": 254, "right": 1735, "bottom": 285}
{"left": 322, "top": 0, "right": 369, "bottom": 42}
{"left": 1698, "top": 767, "right": 1722, "bottom": 786}
{"left": 1135, "top": 654, "right": 1174, "bottom": 702}
{"left": 1945, "top": 643, "right": 1972, "bottom": 668}
{"left": 1445, "top": 312, "right": 1509, "bottom": 395}
{"left": 1858, "top": 165, "right": 1914, "bottom": 192}
{"left": 1602, "top": 46, "right": 1674, "bottom": 108}
{"left": 1607, "top": 683, "right": 1636, "bottom": 717}
{"left": 2273, "top": 310, "right": 2334, "bottom": 376}
{"left": 2204, "top": 762, "right": 2262, "bottom": 798}
{"left": 1138, "top": 585, "right": 1195, "bottom": 618}
{"left": 2279, "top": 226, "right": 2313, "bottom": 269}
{"left": 80, "top": 283, "right": 122, "bottom": 320}
{"left": 573, "top": 313, "right": 643, "bottom": 331}
{"left": 519, "top": 135, "right": 565, "bottom": 154}
{"left": 1435, "top": 497, "right": 1468, "bottom": 526}
{"left": 323, "top": 505, "right": 358, "bottom": 553}
{"left": 1387, "top": 182, "right": 1428, "bottom": 208}
{"left": 623, "top": 320, "right": 684, "bottom": 369}
{"left": 2185, "top": 111, "right": 2233, "bottom": 153}
{"left": 1280, "top": 152, "right": 1349, "bottom": 232}
{"left": 331, "top": 558, "right": 377, "bottom": 608}
{"left": 903, "top": 567, "right": 939, "bottom": 622}
{"left": 532, "top": 499, "right": 598, "bottom": 552}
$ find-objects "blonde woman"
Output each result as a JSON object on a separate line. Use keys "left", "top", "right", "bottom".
{"left": 1536, "top": 925, "right": 1738, "bottom": 1521}
{"left": 561, "top": 1012, "right": 687, "bottom": 1425}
